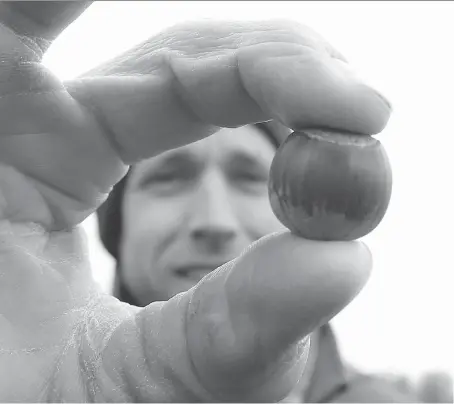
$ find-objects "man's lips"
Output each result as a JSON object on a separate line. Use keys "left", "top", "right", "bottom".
{"left": 174, "top": 264, "right": 227, "bottom": 282}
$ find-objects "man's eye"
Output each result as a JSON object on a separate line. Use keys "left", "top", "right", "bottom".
{"left": 141, "top": 170, "right": 192, "bottom": 187}
{"left": 151, "top": 172, "right": 183, "bottom": 183}
{"left": 230, "top": 171, "right": 269, "bottom": 194}
{"left": 232, "top": 171, "right": 268, "bottom": 183}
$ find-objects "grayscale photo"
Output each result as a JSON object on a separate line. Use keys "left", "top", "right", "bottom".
{"left": 0, "top": 1, "right": 452, "bottom": 402}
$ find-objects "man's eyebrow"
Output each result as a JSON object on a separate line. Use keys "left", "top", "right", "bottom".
{"left": 136, "top": 152, "right": 199, "bottom": 186}
{"left": 152, "top": 150, "right": 198, "bottom": 168}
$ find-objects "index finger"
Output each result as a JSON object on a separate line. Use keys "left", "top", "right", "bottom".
{"left": 65, "top": 19, "right": 392, "bottom": 164}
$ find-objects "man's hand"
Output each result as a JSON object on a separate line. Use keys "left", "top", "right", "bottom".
{"left": 0, "top": 9, "right": 391, "bottom": 403}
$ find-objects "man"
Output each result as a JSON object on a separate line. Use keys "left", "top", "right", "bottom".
{"left": 96, "top": 122, "right": 418, "bottom": 403}
{"left": 0, "top": 1, "right": 394, "bottom": 402}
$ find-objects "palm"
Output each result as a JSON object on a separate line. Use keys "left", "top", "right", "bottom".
{"left": 0, "top": 217, "right": 141, "bottom": 401}
{"left": 0, "top": 219, "right": 88, "bottom": 400}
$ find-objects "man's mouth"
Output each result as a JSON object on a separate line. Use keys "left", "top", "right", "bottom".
{"left": 174, "top": 265, "right": 223, "bottom": 282}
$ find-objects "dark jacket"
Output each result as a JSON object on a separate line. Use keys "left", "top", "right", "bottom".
{"left": 302, "top": 325, "right": 418, "bottom": 403}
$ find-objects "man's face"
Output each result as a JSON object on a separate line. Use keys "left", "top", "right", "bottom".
{"left": 120, "top": 125, "right": 285, "bottom": 305}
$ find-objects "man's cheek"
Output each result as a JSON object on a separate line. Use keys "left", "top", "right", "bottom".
{"left": 242, "top": 199, "right": 285, "bottom": 235}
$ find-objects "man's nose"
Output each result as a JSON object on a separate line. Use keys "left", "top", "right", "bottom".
{"left": 188, "top": 175, "right": 238, "bottom": 251}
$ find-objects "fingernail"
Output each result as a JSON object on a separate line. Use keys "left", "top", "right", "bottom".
{"left": 373, "top": 89, "right": 393, "bottom": 111}
{"left": 331, "top": 59, "right": 393, "bottom": 111}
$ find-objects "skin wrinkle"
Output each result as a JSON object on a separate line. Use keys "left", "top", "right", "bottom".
{"left": 166, "top": 55, "right": 225, "bottom": 134}
{"left": 70, "top": 294, "right": 135, "bottom": 401}
{"left": 83, "top": 20, "right": 330, "bottom": 77}
{"left": 0, "top": 104, "right": 124, "bottom": 228}
{"left": 148, "top": 23, "right": 323, "bottom": 56}
{"left": 2, "top": 23, "right": 129, "bottom": 227}
{"left": 119, "top": 310, "right": 158, "bottom": 401}
{"left": 64, "top": 77, "right": 133, "bottom": 167}
{"left": 0, "top": 60, "right": 63, "bottom": 96}
{"left": 42, "top": 331, "right": 86, "bottom": 401}
{"left": 76, "top": 23, "right": 342, "bottom": 151}
{"left": 140, "top": 316, "right": 198, "bottom": 402}
{"left": 168, "top": 60, "right": 221, "bottom": 140}
{"left": 179, "top": 290, "right": 224, "bottom": 403}
{"left": 68, "top": 67, "right": 222, "bottom": 165}
{"left": 62, "top": 20, "right": 364, "bottom": 171}
{"left": 100, "top": 302, "right": 193, "bottom": 402}
{"left": 184, "top": 287, "right": 220, "bottom": 401}
{"left": 184, "top": 263, "right": 309, "bottom": 402}
{"left": 36, "top": 351, "right": 66, "bottom": 402}
{"left": 0, "top": 89, "right": 66, "bottom": 100}
{"left": 6, "top": 180, "right": 87, "bottom": 231}
{"left": 4, "top": 299, "right": 90, "bottom": 400}
{"left": 227, "top": 253, "right": 303, "bottom": 371}
{"left": 19, "top": 166, "right": 89, "bottom": 210}
{"left": 143, "top": 306, "right": 192, "bottom": 401}
{"left": 0, "top": 22, "right": 43, "bottom": 61}
{"left": 3, "top": 275, "right": 125, "bottom": 401}
{"left": 98, "top": 325, "right": 135, "bottom": 402}
{"left": 16, "top": 35, "right": 44, "bottom": 60}
{"left": 79, "top": 350, "right": 100, "bottom": 401}
{"left": 139, "top": 309, "right": 158, "bottom": 401}
{"left": 0, "top": 345, "right": 63, "bottom": 401}
{"left": 0, "top": 232, "right": 76, "bottom": 334}
{"left": 166, "top": 43, "right": 278, "bottom": 127}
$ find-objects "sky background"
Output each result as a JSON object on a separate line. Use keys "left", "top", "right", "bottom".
{"left": 43, "top": 1, "right": 454, "bottom": 382}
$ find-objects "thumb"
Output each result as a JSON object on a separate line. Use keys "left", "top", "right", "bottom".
{"left": 185, "top": 231, "right": 372, "bottom": 401}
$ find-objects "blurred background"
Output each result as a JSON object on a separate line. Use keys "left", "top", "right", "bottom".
{"left": 42, "top": 0, "right": 453, "bottom": 394}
